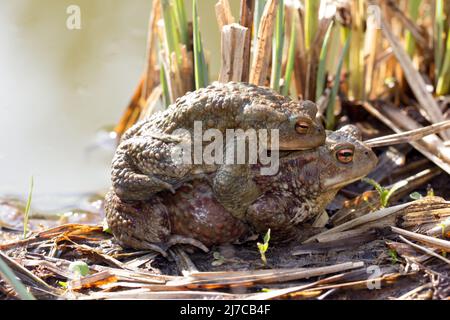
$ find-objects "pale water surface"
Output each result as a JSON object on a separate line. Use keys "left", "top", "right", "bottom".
{"left": 0, "top": 0, "right": 239, "bottom": 210}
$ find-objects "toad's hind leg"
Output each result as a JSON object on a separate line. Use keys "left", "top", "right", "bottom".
{"left": 104, "top": 190, "right": 173, "bottom": 256}
{"left": 111, "top": 134, "right": 193, "bottom": 201}
{"left": 104, "top": 190, "right": 208, "bottom": 256}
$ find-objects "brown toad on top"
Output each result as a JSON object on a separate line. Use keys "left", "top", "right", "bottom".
{"left": 105, "top": 125, "right": 377, "bottom": 254}
{"left": 110, "top": 82, "right": 325, "bottom": 215}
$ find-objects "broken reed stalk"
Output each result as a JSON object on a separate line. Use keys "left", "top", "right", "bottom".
{"left": 365, "top": 120, "right": 450, "bottom": 148}
{"left": 249, "top": 0, "right": 278, "bottom": 86}
{"left": 219, "top": 24, "right": 248, "bottom": 83}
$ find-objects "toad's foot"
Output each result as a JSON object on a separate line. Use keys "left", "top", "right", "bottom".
{"left": 121, "top": 235, "right": 208, "bottom": 257}
{"left": 167, "top": 235, "right": 209, "bottom": 253}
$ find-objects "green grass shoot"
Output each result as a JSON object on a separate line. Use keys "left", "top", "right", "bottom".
{"left": 257, "top": 228, "right": 271, "bottom": 266}
{"left": 363, "top": 178, "right": 406, "bottom": 208}
{"left": 192, "top": 0, "right": 209, "bottom": 89}
{"left": 174, "top": 0, "right": 188, "bottom": 46}
{"left": 161, "top": 0, "right": 182, "bottom": 64}
{"left": 435, "top": 0, "right": 444, "bottom": 84}
{"left": 304, "top": 0, "right": 319, "bottom": 51}
{"left": 282, "top": 12, "right": 296, "bottom": 96}
{"left": 23, "top": 176, "right": 34, "bottom": 239}
{"left": 405, "top": 0, "right": 421, "bottom": 58}
{"left": 436, "top": 25, "right": 450, "bottom": 95}
{"left": 160, "top": 63, "right": 171, "bottom": 107}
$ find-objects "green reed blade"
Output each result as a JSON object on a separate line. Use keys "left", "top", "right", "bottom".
{"left": 326, "top": 31, "right": 351, "bottom": 130}
{"left": 282, "top": 13, "right": 296, "bottom": 96}
{"left": 0, "top": 255, "right": 35, "bottom": 300}
{"left": 405, "top": 0, "right": 421, "bottom": 58}
{"left": 316, "top": 20, "right": 334, "bottom": 100}
{"left": 192, "top": 0, "right": 209, "bottom": 89}
{"left": 271, "top": 0, "right": 285, "bottom": 92}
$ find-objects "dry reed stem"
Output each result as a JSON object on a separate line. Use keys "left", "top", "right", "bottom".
{"left": 215, "top": 0, "right": 235, "bottom": 30}
{"left": 239, "top": 0, "right": 255, "bottom": 82}
{"left": 392, "top": 226, "right": 450, "bottom": 252}
{"left": 380, "top": 13, "right": 450, "bottom": 140}
{"left": 365, "top": 120, "right": 450, "bottom": 147}
{"left": 142, "top": 0, "right": 161, "bottom": 100}
{"left": 363, "top": 101, "right": 450, "bottom": 175}
{"left": 249, "top": 0, "right": 278, "bottom": 86}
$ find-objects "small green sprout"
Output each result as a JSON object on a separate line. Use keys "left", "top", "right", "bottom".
{"left": 438, "top": 219, "right": 450, "bottom": 238}
{"left": 409, "top": 191, "right": 423, "bottom": 200}
{"left": 69, "top": 261, "right": 89, "bottom": 278}
{"left": 363, "top": 178, "right": 406, "bottom": 208}
{"left": 211, "top": 252, "right": 225, "bottom": 266}
{"left": 257, "top": 229, "right": 271, "bottom": 266}
{"left": 388, "top": 249, "right": 399, "bottom": 264}
{"left": 102, "top": 218, "right": 112, "bottom": 234}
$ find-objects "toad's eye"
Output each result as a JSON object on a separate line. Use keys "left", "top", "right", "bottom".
{"left": 336, "top": 148, "right": 354, "bottom": 164}
{"left": 295, "top": 120, "right": 311, "bottom": 134}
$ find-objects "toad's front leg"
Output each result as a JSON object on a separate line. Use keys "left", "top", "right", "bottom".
{"left": 111, "top": 134, "right": 193, "bottom": 201}
{"left": 212, "top": 164, "right": 262, "bottom": 220}
{"left": 246, "top": 192, "right": 308, "bottom": 242}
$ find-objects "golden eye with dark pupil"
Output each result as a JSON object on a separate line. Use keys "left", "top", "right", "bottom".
{"left": 295, "top": 121, "right": 310, "bottom": 134}
{"left": 336, "top": 149, "right": 354, "bottom": 163}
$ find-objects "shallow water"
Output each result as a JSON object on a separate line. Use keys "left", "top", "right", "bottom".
{"left": 0, "top": 0, "right": 238, "bottom": 211}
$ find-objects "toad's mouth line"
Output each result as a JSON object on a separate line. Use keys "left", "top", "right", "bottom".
{"left": 322, "top": 175, "right": 367, "bottom": 190}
